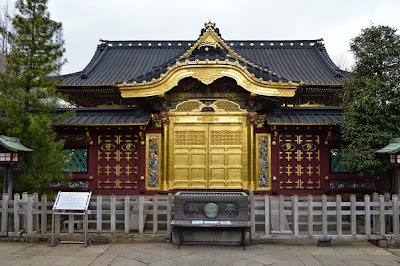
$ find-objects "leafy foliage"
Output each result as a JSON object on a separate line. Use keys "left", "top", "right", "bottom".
{"left": 341, "top": 25, "right": 400, "bottom": 176}
{"left": 0, "top": 0, "right": 71, "bottom": 194}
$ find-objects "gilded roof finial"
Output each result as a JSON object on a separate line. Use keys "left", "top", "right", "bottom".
{"left": 204, "top": 20, "right": 216, "bottom": 29}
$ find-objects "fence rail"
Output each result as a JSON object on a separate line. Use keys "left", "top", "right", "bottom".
{"left": 0, "top": 193, "right": 399, "bottom": 241}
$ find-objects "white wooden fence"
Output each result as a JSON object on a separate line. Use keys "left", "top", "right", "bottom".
{"left": 0, "top": 192, "right": 399, "bottom": 241}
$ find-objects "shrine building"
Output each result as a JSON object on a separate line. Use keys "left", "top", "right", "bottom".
{"left": 55, "top": 22, "right": 378, "bottom": 195}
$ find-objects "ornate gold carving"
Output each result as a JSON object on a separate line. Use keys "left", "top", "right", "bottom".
{"left": 210, "top": 131, "right": 241, "bottom": 145}
{"left": 296, "top": 150, "right": 303, "bottom": 161}
{"left": 302, "top": 143, "right": 316, "bottom": 151}
{"left": 121, "top": 143, "right": 135, "bottom": 151}
{"left": 211, "top": 100, "right": 242, "bottom": 112}
{"left": 126, "top": 165, "right": 132, "bottom": 175}
{"left": 174, "top": 100, "right": 205, "bottom": 112}
{"left": 197, "top": 116, "right": 219, "bottom": 123}
{"left": 115, "top": 135, "right": 122, "bottom": 144}
{"left": 114, "top": 150, "right": 121, "bottom": 162}
{"left": 282, "top": 143, "right": 295, "bottom": 151}
{"left": 114, "top": 165, "right": 121, "bottom": 176}
{"left": 105, "top": 165, "right": 111, "bottom": 176}
{"left": 286, "top": 165, "right": 293, "bottom": 176}
{"left": 175, "top": 131, "right": 206, "bottom": 146}
{"left": 295, "top": 179, "right": 304, "bottom": 189}
{"left": 192, "top": 69, "right": 223, "bottom": 85}
{"left": 307, "top": 165, "right": 313, "bottom": 176}
{"left": 101, "top": 143, "right": 115, "bottom": 151}
{"left": 296, "top": 164, "right": 304, "bottom": 176}
{"left": 114, "top": 179, "right": 122, "bottom": 189}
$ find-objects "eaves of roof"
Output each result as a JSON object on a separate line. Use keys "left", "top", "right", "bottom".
{"left": 266, "top": 106, "right": 342, "bottom": 125}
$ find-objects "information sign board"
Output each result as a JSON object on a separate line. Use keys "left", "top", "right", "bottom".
{"left": 53, "top": 192, "right": 91, "bottom": 211}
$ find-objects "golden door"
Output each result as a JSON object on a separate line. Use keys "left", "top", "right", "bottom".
{"left": 171, "top": 122, "right": 246, "bottom": 189}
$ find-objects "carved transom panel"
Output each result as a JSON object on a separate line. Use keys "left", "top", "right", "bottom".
{"left": 175, "top": 131, "right": 206, "bottom": 146}
{"left": 174, "top": 100, "right": 205, "bottom": 112}
{"left": 211, "top": 131, "right": 241, "bottom": 145}
{"left": 172, "top": 99, "right": 243, "bottom": 113}
{"left": 211, "top": 100, "right": 243, "bottom": 112}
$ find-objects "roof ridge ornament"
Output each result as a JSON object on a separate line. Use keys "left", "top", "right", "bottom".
{"left": 204, "top": 20, "right": 216, "bottom": 30}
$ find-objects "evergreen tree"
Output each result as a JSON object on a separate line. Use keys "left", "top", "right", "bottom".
{"left": 341, "top": 25, "right": 400, "bottom": 176}
{"left": 0, "top": 0, "right": 71, "bottom": 194}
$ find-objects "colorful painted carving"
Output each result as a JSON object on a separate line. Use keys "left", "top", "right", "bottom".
{"left": 258, "top": 136, "right": 269, "bottom": 187}
{"left": 148, "top": 136, "right": 160, "bottom": 187}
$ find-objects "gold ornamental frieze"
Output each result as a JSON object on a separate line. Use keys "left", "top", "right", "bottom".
{"left": 197, "top": 116, "right": 219, "bottom": 123}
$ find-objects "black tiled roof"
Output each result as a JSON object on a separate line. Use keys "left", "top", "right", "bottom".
{"left": 266, "top": 107, "right": 342, "bottom": 125}
{"left": 59, "top": 39, "right": 345, "bottom": 87}
{"left": 56, "top": 108, "right": 151, "bottom": 126}
{"left": 234, "top": 41, "right": 345, "bottom": 84}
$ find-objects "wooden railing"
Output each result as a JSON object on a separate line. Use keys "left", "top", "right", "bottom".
{"left": 0, "top": 193, "right": 399, "bottom": 240}
{"left": 250, "top": 193, "right": 399, "bottom": 240}
{"left": 0, "top": 193, "right": 173, "bottom": 238}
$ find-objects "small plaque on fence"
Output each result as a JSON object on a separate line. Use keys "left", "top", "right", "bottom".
{"left": 53, "top": 192, "right": 91, "bottom": 211}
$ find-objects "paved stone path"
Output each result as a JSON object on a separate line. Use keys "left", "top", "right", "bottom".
{"left": 0, "top": 239, "right": 399, "bottom": 265}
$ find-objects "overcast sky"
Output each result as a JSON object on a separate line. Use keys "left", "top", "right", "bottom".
{"left": 33, "top": 0, "right": 400, "bottom": 74}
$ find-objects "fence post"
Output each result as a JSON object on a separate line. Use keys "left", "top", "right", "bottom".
{"left": 138, "top": 195, "right": 144, "bottom": 235}
{"left": 26, "top": 195, "right": 33, "bottom": 235}
{"left": 125, "top": 196, "right": 130, "bottom": 235}
{"left": 21, "top": 192, "right": 28, "bottom": 231}
{"left": 308, "top": 195, "right": 313, "bottom": 236}
{"left": 292, "top": 195, "right": 299, "bottom": 236}
{"left": 350, "top": 194, "right": 356, "bottom": 236}
{"left": 110, "top": 195, "right": 116, "bottom": 234}
{"left": 392, "top": 195, "right": 399, "bottom": 237}
{"left": 250, "top": 194, "right": 256, "bottom": 237}
{"left": 264, "top": 195, "right": 270, "bottom": 235}
{"left": 41, "top": 195, "right": 47, "bottom": 236}
{"left": 279, "top": 195, "right": 284, "bottom": 233}
{"left": 336, "top": 195, "right": 342, "bottom": 237}
{"left": 322, "top": 195, "right": 328, "bottom": 238}
{"left": 96, "top": 195, "right": 102, "bottom": 234}
{"left": 153, "top": 195, "right": 158, "bottom": 235}
{"left": 14, "top": 193, "right": 20, "bottom": 234}
{"left": 372, "top": 193, "right": 378, "bottom": 234}
{"left": 1, "top": 194, "right": 8, "bottom": 234}
{"left": 365, "top": 195, "right": 371, "bottom": 236}
{"left": 166, "top": 193, "right": 172, "bottom": 239}
{"left": 384, "top": 193, "right": 390, "bottom": 230}
{"left": 379, "top": 194, "right": 385, "bottom": 236}
{"left": 33, "top": 193, "right": 39, "bottom": 233}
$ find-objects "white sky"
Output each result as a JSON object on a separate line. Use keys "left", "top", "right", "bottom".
{"left": 32, "top": 0, "right": 400, "bottom": 74}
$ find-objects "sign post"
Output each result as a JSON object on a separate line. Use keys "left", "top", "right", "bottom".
{"left": 52, "top": 191, "right": 92, "bottom": 247}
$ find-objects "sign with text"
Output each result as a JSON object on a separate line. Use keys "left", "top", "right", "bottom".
{"left": 53, "top": 192, "right": 91, "bottom": 211}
